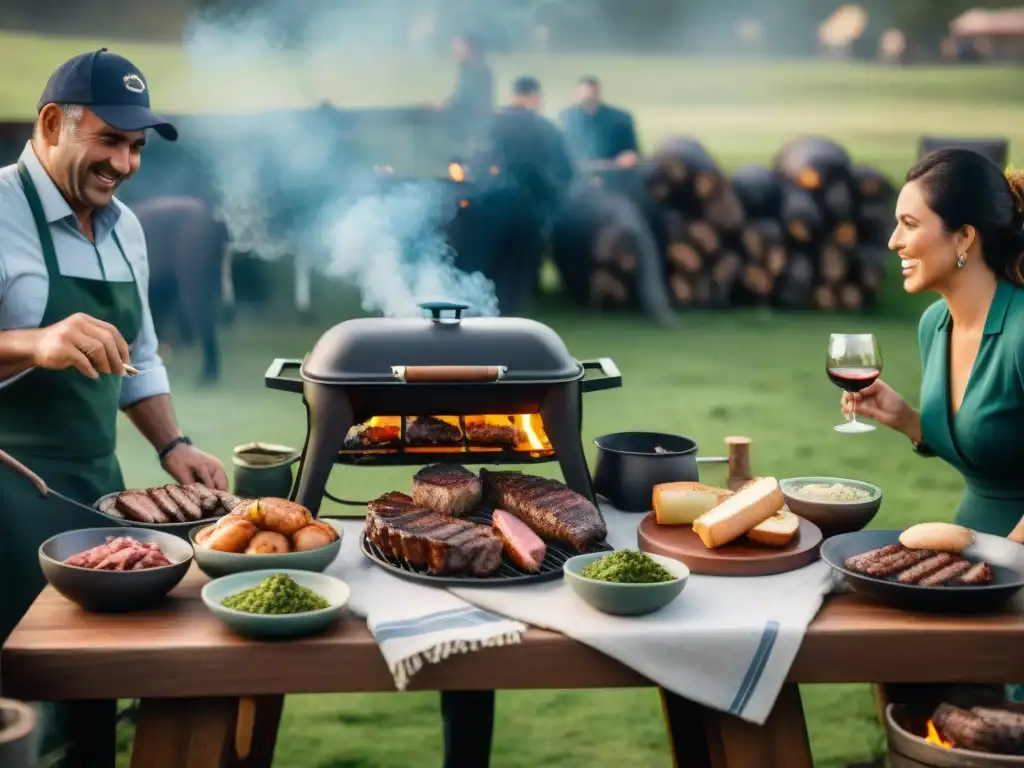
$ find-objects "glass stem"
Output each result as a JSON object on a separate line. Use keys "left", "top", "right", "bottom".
{"left": 850, "top": 400, "right": 857, "bottom": 424}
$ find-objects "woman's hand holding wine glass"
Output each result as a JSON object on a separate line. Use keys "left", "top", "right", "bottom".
{"left": 840, "top": 380, "right": 914, "bottom": 432}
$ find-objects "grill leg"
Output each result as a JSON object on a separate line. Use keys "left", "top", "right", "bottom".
{"left": 293, "top": 390, "right": 353, "bottom": 516}
{"left": 542, "top": 383, "right": 595, "bottom": 504}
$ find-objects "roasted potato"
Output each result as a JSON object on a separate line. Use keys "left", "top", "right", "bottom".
{"left": 245, "top": 530, "right": 291, "bottom": 554}
{"left": 243, "top": 498, "right": 312, "bottom": 536}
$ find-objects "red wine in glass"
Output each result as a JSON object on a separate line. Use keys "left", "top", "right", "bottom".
{"left": 827, "top": 333, "right": 882, "bottom": 433}
{"left": 827, "top": 367, "right": 881, "bottom": 393}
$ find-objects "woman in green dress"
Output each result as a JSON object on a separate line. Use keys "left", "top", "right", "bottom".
{"left": 842, "top": 148, "right": 1024, "bottom": 543}
{"left": 842, "top": 148, "right": 1024, "bottom": 707}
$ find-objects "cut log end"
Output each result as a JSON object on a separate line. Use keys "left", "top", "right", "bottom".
{"left": 668, "top": 242, "right": 702, "bottom": 273}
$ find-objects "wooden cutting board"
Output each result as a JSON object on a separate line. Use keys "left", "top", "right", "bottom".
{"left": 636, "top": 513, "right": 824, "bottom": 576}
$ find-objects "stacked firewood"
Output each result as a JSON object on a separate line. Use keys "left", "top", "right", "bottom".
{"left": 550, "top": 134, "right": 896, "bottom": 313}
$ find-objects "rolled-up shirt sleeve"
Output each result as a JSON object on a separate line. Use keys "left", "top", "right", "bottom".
{"left": 118, "top": 216, "right": 170, "bottom": 408}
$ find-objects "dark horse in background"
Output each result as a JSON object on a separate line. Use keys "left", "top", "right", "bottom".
{"left": 129, "top": 196, "right": 227, "bottom": 385}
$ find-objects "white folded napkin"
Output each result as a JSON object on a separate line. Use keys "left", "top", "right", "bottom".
{"left": 449, "top": 507, "right": 833, "bottom": 724}
{"left": 327, "top": 520, "right": 527, "bottom": 690}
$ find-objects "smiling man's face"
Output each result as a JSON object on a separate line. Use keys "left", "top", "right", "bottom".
{"left": 44, "top": 106, "right": 145, "bottom": 210}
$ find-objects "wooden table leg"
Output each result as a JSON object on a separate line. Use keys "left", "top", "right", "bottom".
{"left": 130, "top": 695, "right": 284, "bottom": 768}
{"left": 699, "top": 684, "right": 813, "bottom": 768}
{"left": 660, "top": 689, "right": 713, "bottom": 768}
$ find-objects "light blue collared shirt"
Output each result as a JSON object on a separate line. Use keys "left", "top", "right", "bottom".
{"left": 0, "top": 142, "right": 170, "bottom": 407}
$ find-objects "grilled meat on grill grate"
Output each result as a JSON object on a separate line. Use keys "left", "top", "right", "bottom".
{"left": 480, "top": 469, "right": 607, "bottom": 552}
{"left": 412, "top": 463, "right": 482, "bottom": 517}
{"left": 465, "top": 422, "right": 520, "bottom": 448}
{"left": 366, "top": 492, "right": 503, "bottom": 576}
{"left": 343, "top": 423, "right": 402, "bottom": 449}
{"left": 406, "top": 416, "right": 463, "bottom": 446}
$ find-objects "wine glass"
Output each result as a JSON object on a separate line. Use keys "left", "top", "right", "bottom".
{"left": 827, "top": 333, "right": 882, "bottom": 434}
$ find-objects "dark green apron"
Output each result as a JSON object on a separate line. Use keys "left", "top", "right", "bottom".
{"left": 0, "top": 160, "right": 142, "bottom": 645}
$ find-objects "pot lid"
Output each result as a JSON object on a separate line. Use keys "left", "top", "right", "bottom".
{"left": 301, "top": 302, "right": 583, "bottom": 383}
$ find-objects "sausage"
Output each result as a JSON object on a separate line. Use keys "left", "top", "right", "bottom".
{"left": 918, "top": 558, "right": 972, "bottom": 586}
{"left": 955, "top": 561, "right": 994, "bottom": 585}
{"left": 896, "top": 552, "right": 955, "bottom": 584}
{"left": 866, "top": 548, "right": 934, "bottom": 576}
{"left": 148, "top": 487, "right": 187, "bottom": 523}
{"left": 164, "top": 485, "right": 203, "bottom": 521}
{"left": 844, "top": 544, "right": 902, "bottom": 571}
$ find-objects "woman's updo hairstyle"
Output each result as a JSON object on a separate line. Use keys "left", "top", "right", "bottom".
{"left": 906, "top": 148, "right": 1024, "bottom": 285}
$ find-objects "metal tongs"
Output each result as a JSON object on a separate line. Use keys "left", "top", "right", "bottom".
{"left": 0, "top": 448, "right": 116, "bottom": 519}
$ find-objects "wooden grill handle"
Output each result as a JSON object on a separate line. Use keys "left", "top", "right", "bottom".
{"left": 725, "top": 436, "right": 753, "bottom": 491}
{"left": 0, "top": 448, "right": 50, "bottom": 496}
{"left": 392, "top": 366, "right": 506, "bottom": 383}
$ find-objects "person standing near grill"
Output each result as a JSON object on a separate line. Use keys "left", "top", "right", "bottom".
{"left": 0, "top": 49, "right": 227, "bottom": 766}
{"left": 559, "top": 75, "right": 640, "bottom": 168}
{"left": 435, "top": 31, "right": 495, "bottom": 157}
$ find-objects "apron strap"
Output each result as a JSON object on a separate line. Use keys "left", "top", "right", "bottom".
{"left": 16, "top": 160, "right": 60, "bottom": 278}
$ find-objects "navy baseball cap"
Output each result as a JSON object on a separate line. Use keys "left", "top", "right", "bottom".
{"left": 37, "top": 48, "right": 177, "bottom": 141}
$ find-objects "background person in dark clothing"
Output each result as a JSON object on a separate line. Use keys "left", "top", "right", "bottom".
{"left": 559, "top": 75, "right": 640, "bottom": 168}
{"left": 435, "top": 32, "right": 494, "bottom": 156}
{"left": 475, "top": 75, "right": 575, "bottom": 317}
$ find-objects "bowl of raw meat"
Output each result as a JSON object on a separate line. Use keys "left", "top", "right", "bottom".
{"left": 38, "top": 528, "right": 194, "bottom": 612}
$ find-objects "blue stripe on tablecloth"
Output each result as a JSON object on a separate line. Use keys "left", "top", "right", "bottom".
{"left": 373, "top": 607, "right": 507, "bottom": 643}
{"left": 728, "top": 620, "right": 780, "bottom": 716}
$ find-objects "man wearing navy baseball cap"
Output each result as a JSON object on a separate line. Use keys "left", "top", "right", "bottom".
{"left": 0, "top": 49, "right": 225, "bottom": 767}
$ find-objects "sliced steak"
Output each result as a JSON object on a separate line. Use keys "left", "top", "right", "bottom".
{"left": 164, "top": 485, "right": 203, "bottom": 521}
{"left": 211, "top": 490, "right": 247, "bottom": 515}
{"left": 412, "top": 464, "right": 482, "bottom": 517}
{"left": 492, "top": 508, "right": 546, "bottom": 572}
{"left": 116, "top": 491, "right": 163, "bottom": 524}
{"left": 148, "top": 487, "right": 187, "bottom": 523}
{"left": 97, "top": 494, "right": 122, "bottom": 518}
{"left": 365, "top": 493, "right": 502, "bottom": 576}
{"left": 480, "top": 469, "right": 607, "bottom": 552}
{"left": 406, "top": 416, "right": 462, "bottom": 446}
{"left": 184, "top": 483, "right": 221, "bottom": 515}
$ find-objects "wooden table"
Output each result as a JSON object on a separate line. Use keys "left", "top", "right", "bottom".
{"left": 3, "top": 567, "right": 1023, "bottom": 768}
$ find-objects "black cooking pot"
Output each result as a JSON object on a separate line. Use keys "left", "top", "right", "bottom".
{"left": 592, "top": 432, "right": 727, "bottom": 513}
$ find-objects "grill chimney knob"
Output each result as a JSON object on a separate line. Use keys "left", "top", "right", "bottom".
{"left": 419, "top": 302, "right": 469, "bottom": 323}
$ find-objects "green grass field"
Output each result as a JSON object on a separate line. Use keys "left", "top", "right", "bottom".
{"left": 3, "top": 27, "right": 1023, "bottom": 768}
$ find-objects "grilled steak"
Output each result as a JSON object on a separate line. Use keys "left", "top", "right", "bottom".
{"left": 365, "top": 493, "right": 502, "bottom": 576}
{"left": 480, "top": 469, "right": 607, "bottom": 552}
{"left": 148, "top": 487, "right": 187, "bottom": 523}
{"left": 164, "top": 485, "right": 203, "bottom": 521}
{"left": 211, "top": 490, "right": 247, "bottom": 513}
{"left": 344, "top": 423, "right": 401, "bottom": 449}
{"left": 116, "top": 491, "right": 162, "bottom": 524}
{"left": 492, "top": 508, "right": 546, "bottom": 572}
{"left": 466, "top": 423, "right": 519, "bottom": 448}
{"left": 183, "top": 483, "right": 220, "bottom": 515}
{"left": 406, "top": 416, "right": 462, "bottom": 446}
{"left": 412, "top": 464, "right": 482, "bottom": 517}
{"left": 97, "top": 494, "right": 122, "bottom": 518}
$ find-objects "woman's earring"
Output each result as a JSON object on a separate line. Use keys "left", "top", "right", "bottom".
{"left": 957, "top": 252, "right": 965, "bottom": 268}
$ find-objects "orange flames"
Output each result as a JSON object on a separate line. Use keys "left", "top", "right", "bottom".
{"left": 448, "top": 163, "right": 465, "bottom": 182}
{"left": 924, "top": 720, "right": 952, "bottom": 749}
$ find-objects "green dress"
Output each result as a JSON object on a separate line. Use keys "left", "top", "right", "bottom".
{"left": 918, "top": 278, "right": 1024, "bottom": 536}
{"left": 0, "top": 160, "right": 142, "bottom": 766}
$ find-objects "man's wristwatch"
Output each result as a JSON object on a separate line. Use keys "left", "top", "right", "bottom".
{"left": 159, "top": 435, "right": 193, "bottom": 461}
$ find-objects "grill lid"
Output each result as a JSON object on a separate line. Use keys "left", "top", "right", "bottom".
{"left": 300, "top": 302, "right": 584, "bottom": 384}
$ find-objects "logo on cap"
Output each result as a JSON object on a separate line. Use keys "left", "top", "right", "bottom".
{"left": 123, "top": 74, "right": 146, "bottom": 94}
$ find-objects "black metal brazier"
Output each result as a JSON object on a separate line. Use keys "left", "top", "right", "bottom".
{"left": 265, "top": 302, "right": 622, "bottom": 515}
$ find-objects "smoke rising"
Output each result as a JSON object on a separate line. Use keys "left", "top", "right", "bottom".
{"left": 178, "top": 0, "right": 501, "bottom": 318}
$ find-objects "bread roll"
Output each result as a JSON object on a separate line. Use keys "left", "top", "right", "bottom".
{"left": 653, "top": 482, "right": 733, "bottom": 525}
{"left": 692, "top": 477, "right": 784, "bottom": 549}
{"left": 900, "top": 522, "right": 975, "bottom": 553}
{"left": 747, "top": 508, "right": 800, "bottom": 548}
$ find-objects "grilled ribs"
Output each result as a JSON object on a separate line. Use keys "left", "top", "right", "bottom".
{"left": 366, "top": 492, "right": 503, "bottom": 577}
{"left": 480, "top": 469, "right": 606, "bottom": 552}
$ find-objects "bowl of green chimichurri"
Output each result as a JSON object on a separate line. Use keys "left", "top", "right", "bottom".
{"left": 563, "top": 549, "right": 689, "bottom": 616}
{"left": 202, "top": 569, "right": 350, "bottom": 639}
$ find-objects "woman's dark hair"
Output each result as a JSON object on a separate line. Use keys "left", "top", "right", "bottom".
{"left": 906, "top": 147, "right": 1024, "bottom": 284}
